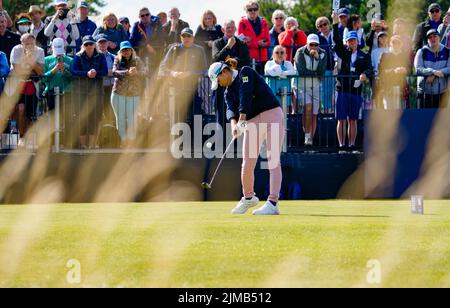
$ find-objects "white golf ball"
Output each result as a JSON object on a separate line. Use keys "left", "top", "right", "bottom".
{"left": 206, "top": 142, "right": 213, "bottom": 149}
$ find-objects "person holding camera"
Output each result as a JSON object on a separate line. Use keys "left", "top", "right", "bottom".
{"left": 366, "top": 13, "right": 388, "bottom": 54}
{"left": 44, "top": 0, "right": 80, "bottom": 55}
{"left": 43, "top": 38, "right": 73, "bottom": 111}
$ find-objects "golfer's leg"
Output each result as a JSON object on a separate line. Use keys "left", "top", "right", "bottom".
{"left": 265, "top": 108, "right": 284, "bottom": 203}
{"left": 241, "top": 118, "right": 262, "bottom": 199}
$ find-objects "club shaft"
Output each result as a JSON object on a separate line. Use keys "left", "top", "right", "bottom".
{"left": 208, "top": 138, "right": 236, "bottom": 187}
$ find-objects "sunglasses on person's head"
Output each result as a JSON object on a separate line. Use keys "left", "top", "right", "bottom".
{"left": 247, "top": 8, "right": 259, "bottom": 12}
{"left": 140, "top": 13, "right": 150, "bottom": 17}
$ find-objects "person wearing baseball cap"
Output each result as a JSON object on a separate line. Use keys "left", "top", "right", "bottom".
{"left": 371, "top": 32, "right": 390, "bottom": 75}
{"left": 336, "top": 8, "right": 350, "bottom": 40}
{"left": 413, "top": 3, "right": 443, "bottom": 53}
{"left": 332, "top": 11, "right": 373, "bottom": 153}
{"left": 294, "top": 34, "right": 327, "bottom": 146}
{"left": 43, "top": 38, "right": 73, "bottom": 111}
{"left": 119, "top": 17, "right": 131, "bottom": 36}
{"left": 208, "top": 58, "right": 284, "bottom": 216}
{"left": 414, "top": 26, "right": 450, "bottom": 109}
{"left": 70, "top": 34, "right": 108, "bottom": 149}
{"left": 76, "top": 1, "right": 97, "bottom": 52}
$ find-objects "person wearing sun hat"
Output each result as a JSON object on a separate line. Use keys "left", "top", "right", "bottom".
{"left": 15, "top": 14, "right": 32, "bottom": 35}
{"left": 28, "top": 5, "right": 48, "bottom": 53}
{"left": 332, "top": 11, "right": 373, "bottom": 153}
{"left": 111, "top": 41, "right": 147, "bottom": 144}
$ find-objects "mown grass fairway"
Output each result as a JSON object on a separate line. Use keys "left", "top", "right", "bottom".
{"left": 0, "top": 200, "right": 449, "bottom": 288}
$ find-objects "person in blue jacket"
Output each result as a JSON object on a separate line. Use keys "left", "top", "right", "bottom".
{"left": 75, "top": 1, "right": 97, "bottom": 52}
{"left": 0, "top": 51, "right": 9, "bottom": 93}
{"left": 208, "top": 58, "right": 285, "bottom": 216}
{"left": 71, "top": 35, "right": 108, "bottom": 149}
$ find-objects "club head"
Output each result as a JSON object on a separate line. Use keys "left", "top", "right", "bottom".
{"left": 201, "top": 182, "right": 212, "bottom": 190}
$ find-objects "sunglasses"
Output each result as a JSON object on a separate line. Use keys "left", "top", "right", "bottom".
{"left": 430, "top": 9, "right": 440, "bottom": 14}
{"left": 84, "top": 43, "right": 95, "bottom": 46}
{"left": 247, "top": 8, "right": 259, "bottom": 12}
{"left": 140, "top": 13, "right": 150, "bottom": 17}
{"left": 309, "top": 43, "right": 319, "bottom": 47}
{"left": 318, "top": 23, "right": 328, "bottom": 28}
{"left": 275, "top": 17, "right": 284, "bottom": 20}
{"left": 275, "top": 51, "right": 285, "bottom": 55}
{"left": 181, "top": 34, "right": 193, "bottom": 38}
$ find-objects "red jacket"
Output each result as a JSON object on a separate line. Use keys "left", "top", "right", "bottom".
{"left": 279, "top": 29, "right": 307, "bottom": 62}
{"left": 238, "top": 17, "right": 270, "bottom": 62}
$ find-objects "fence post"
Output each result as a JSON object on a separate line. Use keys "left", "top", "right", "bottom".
{"left": 281, "top": 86, "right": 288, "bottom": 153}
{"left": 54, "top": 87, "right": 60, "bottom": 153}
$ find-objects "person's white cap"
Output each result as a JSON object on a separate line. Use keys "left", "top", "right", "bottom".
{"left": 208, "top": 62, "right": 229, "bottom": 91}
{"left": 52, "top": 38, "right": 65, "bottom": 56}
{"left": 307, "top": 34, "right": 320, "bottom": 45}
{"left": 54, "top": 0, "right": 68, "bottom": 6}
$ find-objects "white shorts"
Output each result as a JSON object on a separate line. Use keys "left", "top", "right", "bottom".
{"left": 297, "top": 86, "right": 320, "bottom": 115}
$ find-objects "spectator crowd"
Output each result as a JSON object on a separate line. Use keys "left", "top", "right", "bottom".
{"left": 0, "top": 1, "right": 449, "bottom": 151}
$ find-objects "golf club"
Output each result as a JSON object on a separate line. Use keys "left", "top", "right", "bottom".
{"left": 201, "top": 137, "right": 236, "bottom": 190}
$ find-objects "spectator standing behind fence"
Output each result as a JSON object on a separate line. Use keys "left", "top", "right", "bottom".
{"left": 93, "top": 13, "right": 128, "bottom": 55}
{"left": 163, "top": 7, "right": 190, "bottom": 47}
{"left": 343, "top": 14, "right": 365, "bottom": 50}
{"left": 0, "top": 51, "right": 8, "bottom": 93}
{"left": 393, "top": 18, "right": 412, "bottom": 53}
{"left": 295, "top": 34, "right": 327, "bottom": 146}
{"left": 28, "top": 6, "right": 48, "bottom": 55}
{"left": 212, "top": 20, "right": 251, "bottom": 69}
{"left": 378, "top": 35, "right": 411, "bottom": 110}
{"left": 413, "top": 3, "right": 443, "bottom": 54}
{"left": 158, "top": 12, "right": 167, "bottom": 28}
{"left": 438, "top": 9, "right": 450, "bottom": 48}
{"left": 265, "top": 46, "right": 296, "bottom": 113}
{"left": 268, "top": 10, "right": 286, "bottom": 59}
{"left": 316, "top": 16, "right": 336, "bottom": 114}
{"left": 332, "top": 12, "right": 373, "bottom": 153}
{"left": 195, "top": 10, "right": 223, "bottom": 66}
{"left": 111, "top": 41, "right": 147, "bottom": 145}
{"left": 44, "top": 0, "right": 80, "bottom": 55}
{"left": 371, "top": 32, "right": 390, "bottom": 76}
{"left": 75, "top": 1, "right": 97, "bottom": 52}
{"left": 119, "top": 17, "right": 131, "bottom": 37}
{"left": 71, "top": 35, "right": 108, "bottom": 149}
{"left": 238, "top": 1, "right": 270, "bottom": 74}
{"left": 414, "top": 29, "right": 450, "bottom": 109}
{"left": 366, "top": 13, "right": 387, "bottom": 54}
{"left": 130, "top": 7, "right": 166, "bottom": 73}
{"left": 279, "top": 17, "right": 307, "bottom": 63}
{"left": 15, "top": 14, "right": 32, "bottom": 36}
{"left": 10, "top": 34, "right": 44, "bottom": 140}
{"left": 336, "top": 8, "right": 350, "bottom": 42}
{"left": 43, "top": 38, "right": 73, "bottom": 111}
{"left": 0, "top": 13, "right": 21, "bottom": 66}
{"left": 159, "top": 28, "right": 207, "bottom": 123}
{"left": 96, "top": 34, "right": 116, "bottom": 123}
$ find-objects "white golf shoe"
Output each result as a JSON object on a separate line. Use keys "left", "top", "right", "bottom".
{"left": 252, "top": 200, "right": 280, "bottom": 216}
{"left": 232, "top": 196, "right": 260, "bottom": 214}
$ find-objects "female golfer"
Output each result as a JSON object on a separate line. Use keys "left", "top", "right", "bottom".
{"left": 208, "top": 59, "right": 284, "bottom": 215}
